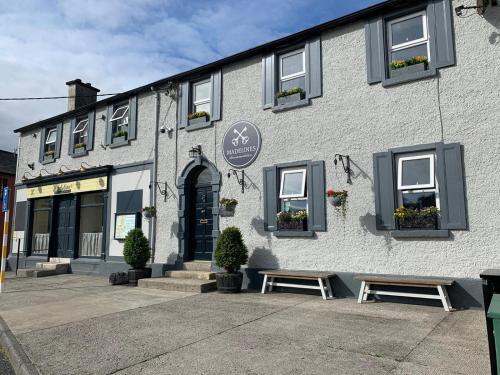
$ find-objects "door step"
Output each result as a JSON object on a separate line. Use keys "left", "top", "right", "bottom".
{"left": 164, "top": 270, "right": 215, "bottom": 280}
{"left": 17, "top": 262, "right": 70, "bottom": 278}
{"left": 182, "top": 261, "right": 212, "bottom": 272}
{"left": 138, "top": 278, "right": 216, "bottom": 293}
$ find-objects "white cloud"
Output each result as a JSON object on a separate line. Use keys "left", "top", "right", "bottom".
{"left": 0, "top": 0, "right": 381, "bottom": 151}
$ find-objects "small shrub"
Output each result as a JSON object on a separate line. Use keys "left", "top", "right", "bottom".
{"left": 113, "top": 130, "right": 128, "bottom": 138}
{"left": 215, "top": 227, "right": 248, "bottom": 273}
{"left": 74, "top": 143, "right": 86, "bottom": 149}
{"left": 276, "top": 87, "right": 305, "bottom": 98}
{"left": 123, "top": 228, "right": 151, "bottom": 269}
{"left": 188, "top": 111, "right": 210, "bottom": 120}
{"left": 394, "top": 206, "right": 439, "bottom": 220}
{"left": 277, "top": 210, "right": 307, "bottom": 222}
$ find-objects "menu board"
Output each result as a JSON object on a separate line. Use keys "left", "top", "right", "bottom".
{"left": 114, "top": 214, "right": 137, "bottom": 240}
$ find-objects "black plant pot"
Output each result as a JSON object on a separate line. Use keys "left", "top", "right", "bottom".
{"left": 277, "top": 92, "right": 305, "bottom": 105}
{"left": 216, "top": 272, "right": 243, "bottom": 293}
{"left": 398, "top": 216, "right": 437, "bottom": 230}
{"left": 128, "top": 267, "right": 152, "bottom": 286}
{"left": 277, "top": 220, "right": 307, "bottom": 231}
{"left": 390, "top": 62, "right": 427, "bottom": 78}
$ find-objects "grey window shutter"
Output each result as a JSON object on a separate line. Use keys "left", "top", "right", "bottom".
{"left": 128, "top": 96, "right": 138, "bottom": 140}
{"left": 105, "top": 105, "right": 113, "bottom": 145}
{"left": 39, "top": 128, "right": 46, "bottom": 162}
{"left": 305, "top": 37, "right": 322, "bottom": 99}
{"left": 262, "top": 53, "right": 276, "bottom": 109}
{"left": 54, "top": 122, "right": 63, "bottom": 159}
{"left": 365, "top": 17, "right": 385, "bottom": 84}
{"left": 428, "top": 0, "right": 455, "bottom": 69}
{"left": 210, "top": 70, "right": 222, "bottom": 122}
{"left": 436, "top": 143, "right": 467, "bottom": 229}
{"left": 263, "top": 166, "right": 277, "bottom": 231}
{"left": 373, "top": 151, "right": 396, "bottom": 230}
{"left": 68, "top": 118, "right": 76, "bottom": 155}
{"left": 87, "top": 110, "right": 95, "bottom": 151}
{"left": 177, "top": 81, "right": 189, "bottom": 129}
{"left": 14, "top": 201, "right": 27, "bottom": 231}
{"left": 307, "top": 160, "right": 326, "bottom": 231}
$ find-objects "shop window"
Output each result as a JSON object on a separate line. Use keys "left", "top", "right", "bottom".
{"left": 105, "top": 96, "right": 137, "bottom": 146}
{"left": 262, "top": 37, "right": 322, "bottom": 111}
{"left": 263, "top": 160, "right": 326, "bottom": 235}
{"left": 31, "top": 198, "right": 51, "bottom": 256}
{"left": 78, "top": 192, "right": 104, "bottom": 258}
{"left": 373, "top": 143, "right": 467, "bottom": 235}
{"left": 365, "top": 0, "right": 455, "bottom": 87}
{"left": 177, "top": 70, "right": 221, "bottom": 131}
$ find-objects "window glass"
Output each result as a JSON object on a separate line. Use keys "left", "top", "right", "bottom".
{"left": 194, "top": 102, "right": 210, "bottom": 114}
{"left": 194, "top": 81, "right": 211, "bottom": 102}
{"left": 32, "top": 198, "right": 51, "bottom": 255}
{"left": 46, "top": 129, "right": 57, "bottom": 144}
{"left": 402, "top": 191, "right": 436, "bottom": 209}
{"left": 280, "top": 169, "right": 306, "bottom": 197}
{"left": 391, "top": 15, "right": 424, "bottom": 46}
{"left": 391, "top": 43, "right": 428, "bottom": 62}
{"left": 79, "top": 206, "right": 103, "bottom": 257}
{"left": 401, "top": 158, "right": 431, "bottom": 186}
{"left": 281, "top": 51, "right": 304, "bottom": 78}
{"left": 195, "top": 168, "right": 212, "bottom": 186}
{"left": 34, "top": 198, "right": 51, "bottom": 209}
{"left": 73, "top": 119, "right": 88, "bottom": 134}
{"left": 81, "top": 192, "right": 104, "bottom": 206}
{"left": 281, "top": 76, "right": 306, "bottom": 91}
{"left": 283, "top": 198, "right": 307, "bottom": 213}
{"left": 110, "top": 105, "right": 129, "bottom": 121}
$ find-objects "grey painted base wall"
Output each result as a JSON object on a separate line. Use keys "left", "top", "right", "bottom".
{"left": 241, "top": 267, "right": 485, "bottom": 310}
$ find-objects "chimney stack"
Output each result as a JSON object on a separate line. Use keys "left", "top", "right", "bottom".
{"left": 66, "top": 79, "right": 100, "bottom": 111}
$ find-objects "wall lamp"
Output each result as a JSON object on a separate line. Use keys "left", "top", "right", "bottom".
{"left": 57, "top": 165, "right": 72, "bottom": 176}
{"left": 21, "top": 172, "right": 36, "bottom": 183}
{"left": 189, "top": 145, "right": 202, "bottom": 158}
{"left": 334, "top": 154, "right": 353, "bottom": 184}
{"left": 151, "top": 181, "right": 172, "bottom": 202}
{"left": 228, "top": 169, "right": 249, "bottom": 194}
{"left": 79, "top": 161, "right": 96, "bottom": 172}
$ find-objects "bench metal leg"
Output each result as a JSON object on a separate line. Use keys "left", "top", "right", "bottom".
{"left": 261, "top": 274, "right": 268, "bottom": 294}
{"left": 318, "top": 278, "right": 327, "bottom": 300}
{"left": 437, "top": 285, "right": 453, "bottom": 312}
{"left": 358, "top": 281, "right": 366, "bottom": 303}
{"left": 325, "top": 278, "right": 334, "bottom": 299}
{"left": 268, "top": 277, "right": 274, "bottom": 292}
{"left": 362, "top": 283, "right": 370, "bottom": 301}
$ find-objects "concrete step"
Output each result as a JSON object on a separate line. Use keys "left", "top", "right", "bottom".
{"left": 164, "top": 270, "right": 215, "bottom": 280}
{"left": 49, "top": 257, "right": 71, "bottom": 264}
{"left": 17, "top": 269, "right": 60, "bottom": 278}
{"left": 138, "top": 278, "right": 216, "bottom": 293}
{"left": 35, "top": 263, "right": 69, "bottom": 272}
{"left": 182, "top": 261, "right": 212, "bottom": 272}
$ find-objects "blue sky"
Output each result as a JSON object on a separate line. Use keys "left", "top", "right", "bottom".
{"left": 0, "top": 0, "right": 382, "bottom": 151}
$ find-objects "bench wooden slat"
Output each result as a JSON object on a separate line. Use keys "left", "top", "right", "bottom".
{"left": 258, "top": 270, "right": 335, "bottom": 279}
{"left": 354, "top": 275, "right": 454, "bottom": 286}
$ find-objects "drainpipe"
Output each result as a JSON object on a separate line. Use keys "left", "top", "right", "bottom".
{"left": 150, "top": 89, "right": 160, "bottom": 264}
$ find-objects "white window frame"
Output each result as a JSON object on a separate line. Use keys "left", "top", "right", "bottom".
{"left": 73, "top": 119, "right": 88, "bottom": 135}
{"left": 192, "top": 79, "right": 211, "bottom": 113}
{"left": 397, "top": 154, "right": 434, "bottom": 190}
{"left": 110, "top": 104, "right": 129, "bottom": 129}
{"left": 279, "top": 49, "right": 306, "bottom": 82}
{"left": 45, "top": 128, "right": 57, "bottom": 145}
{"left": 387, "top": 10, "right": 430, "bottom": 61}
{"left": 279, "top": 168, "right": 307, "bottom": 199}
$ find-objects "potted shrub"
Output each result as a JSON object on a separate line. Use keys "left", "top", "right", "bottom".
{"left": 113, "top": 130, "right": 128, "bottom": 144}
{"left": 326, "top": 189, "right": 348, "bottom": 218}
{"left": 390, "top": 55, "right": 429, "bottom": 78}
{"left": 277, "top": 210, "right": 308, "bottom": 231}
{"left": 44, "top": 149, "right": 54, "bottom": 161}
{"left": 214, "top": 226, "right": 248, "bottom": 293}
{"left": 74, "top": 143, "right": 86, "bottom": 155}
{"left": 220, "top": 198, "right": 238, "bottom": 217}
{"left": 188, "top": 111, "right": 210, "bottom": 125}
{"left": 142, "top": 206, "right": 156, "bottom": 219}
{"left": 276, "top": 87, "right": 305, "bottom": 105}
{"left": 123, "top": 228, "right": 152, "bottom": 286}
{"left": 394, "top": 206, "right": 439, "bottom": 230}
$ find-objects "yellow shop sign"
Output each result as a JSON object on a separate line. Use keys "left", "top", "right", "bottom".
{"left": 27, "top": 177, "right": 107, "bottom": 199}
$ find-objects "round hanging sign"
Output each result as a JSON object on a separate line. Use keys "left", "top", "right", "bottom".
{"left": 222, "top": 121, "right": 261, "bottom": 168}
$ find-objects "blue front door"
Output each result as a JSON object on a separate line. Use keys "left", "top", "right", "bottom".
{"left": 55, "top": 196, "right": 76, "bottom": 258}
{"left": 189, "top": 185, "right": 213, "bottom": 261}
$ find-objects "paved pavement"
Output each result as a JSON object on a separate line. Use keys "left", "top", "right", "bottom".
{"left": 0, "top": 344, "right": 15, "bottom": 375}
{"left": 0, "top": 274, "right": 491, "bottom": 375}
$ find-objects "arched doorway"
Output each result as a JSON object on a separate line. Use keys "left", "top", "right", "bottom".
{"left": 177, "top": 157, "right": 220, "bottom": 264}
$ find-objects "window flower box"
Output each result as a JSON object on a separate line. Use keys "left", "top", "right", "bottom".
{"left": 74, "top": 144, "right": 86, "bottom": 155}
{"left": 188, "top": 111, "right": 210, "bottom": 126}
{"left": 112, "top": 130, "right": 128, "bottom": 144}
{"left": 277, "top": 220, "right": 307, "bottom": 231}
{"left": 44, "top": 152, "right": 54, "bottom": 162}
{"left": 389, "top": 56, "right": 428, "bottom": 78}
{"left": 276, "top": 88, "right": 305, "bottom": 106}
{"left": 394, "top": 206, "right": 439, "bottom": 230}
{"left": 219, "top": 198, "right": 238, "bottom": 217}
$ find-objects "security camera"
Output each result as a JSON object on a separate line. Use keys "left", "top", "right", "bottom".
{"left": 160, "top": 126, "right": 173, "bottom": 134}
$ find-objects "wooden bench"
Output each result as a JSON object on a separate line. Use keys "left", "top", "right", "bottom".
{"left": 354, "top": 274, "right": 454, "bottom": 311}
{"left": 259, "top": 270, "right": 335, "bottom": 300}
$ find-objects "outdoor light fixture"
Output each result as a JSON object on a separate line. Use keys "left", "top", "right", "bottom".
{"left": 79, "top": 161, "right": 95, "bottom": 172}
{"left": 455, "top": 0, "right": 492, "bottom": 16}
{"left": 334, "top": 154, "right": 353, "bottom": 184}
{"left": 21, "top": 172, "right": 36, "bottom": 183}
{"left": 189, "top": 145, "right": 202, "bottom": 158}
{"left": 151, "top": 181, "right": 172, "bottom": 202}
{"left": 27, "top": 163, "right": 35, "bottom": 170}
{"left": 57, "top": 165, "right": 72, "bottom": 176}
{"left": 38, "top": 168, "right": 51, "bottom": 179}
{"left": 228, "top": 169, "right": 249, "bottom": 194}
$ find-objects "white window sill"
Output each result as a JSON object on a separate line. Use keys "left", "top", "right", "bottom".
{"left": 391, "top": 229, "right": 449, "bottom": 238}
{"left": 272, "top": 98, "right": 310, "bottom": 113}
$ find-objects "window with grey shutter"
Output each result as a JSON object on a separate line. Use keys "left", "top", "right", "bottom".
{"left": 372, "top": 151, "right": 396, "bottom": 230}
{"left": 305, "top": 37, "right": 322, "bottom": 99}
{"left": 128, "top": 96, "right": 138, "bottom": 140}
{"left": 105, "top": 105, "right": 113, "bottom": 145}
{"left": 263, "top": 166, "right": 277, "bottom": 231}
{"left": 68, "top": 118, "right": 76, "bottom": 155}
{"left": 210, "top": 70, "right": 222, "bottom": 122}
{"left": 365, "top": 0, "right": 455, "bottom": 86}
{"left": 39, "top": 127, "right": 46, "bottom": 163}
{"left": 54, "top": 123, "right": 63, "bottom": 159}
{"left": 307, "top": 160, "right": 326, "bottom": 231}
{"left": 86, "top": 110, "right": 95, "bottom": 151}
{"left": 436, "top": 143, "right": 467, "bottom": 229}
{"left": 177, "top": 81, "right": 189, "bottom": 129}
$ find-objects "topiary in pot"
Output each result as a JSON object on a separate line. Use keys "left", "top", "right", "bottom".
{"left": 214, "top": 226, "right": 248, "bottom": 293}
{"left": 123, "top": 228, "right": 152, "bottom": 286}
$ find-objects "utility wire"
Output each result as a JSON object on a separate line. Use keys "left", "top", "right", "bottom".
{"left": 0, "top": 93, "right": 122, "bottom": 101}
